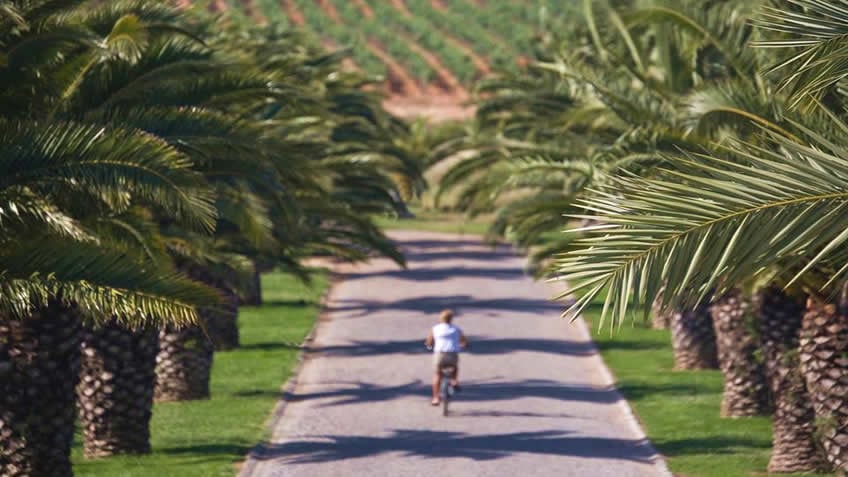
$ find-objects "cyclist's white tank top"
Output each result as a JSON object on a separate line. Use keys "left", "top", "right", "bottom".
{"left": 432, "top": 323, "right": 461, "bottom": 353}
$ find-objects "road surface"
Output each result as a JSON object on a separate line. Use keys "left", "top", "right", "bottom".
{"left": 242, "top": 231, "right": 669, "bottom": 477}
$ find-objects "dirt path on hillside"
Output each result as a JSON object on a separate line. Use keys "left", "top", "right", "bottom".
{"left": 430, "top": 0, "right": 448, "bottom": 10}
{"left": 241, "top": 231, "right": 671, "bottom": 477}
{"left": 282, "top": 0, "right": 306, "bottom": 27}
{"left": 352, "top": 0, "right": 375, "bottom": 18}
{"left": 317, "top": 0, "right": 342, "bottom": 24}
{"left": 389, "top": 0, "right": 413, "bottom": 17}
{"left": 398, "top": 33, "right": 467, "bottom": 96}
{"left": 367, "top": 41, "right": 424, "bottom": 97}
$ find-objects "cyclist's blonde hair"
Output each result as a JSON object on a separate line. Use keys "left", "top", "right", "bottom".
{"left": 440, "top": 309, "right": 454, "bottom": 323}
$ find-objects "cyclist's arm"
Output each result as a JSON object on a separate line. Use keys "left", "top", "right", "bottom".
{"left": 460, "top": 331, "right": 468, "bottom": 348}
{"left": 425, "top": 330, "right": 434, "bottom": 348}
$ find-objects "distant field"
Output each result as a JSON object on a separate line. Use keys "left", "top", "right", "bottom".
{"left": 207, "top": 1, "right": 564, "bottom": 97}
{"left": 375, "top": 206, "right": 492, "bottom": 236}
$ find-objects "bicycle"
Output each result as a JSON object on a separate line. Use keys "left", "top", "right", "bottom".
{"left": 428, "top": 344, "right": 465, "bottom": 416}
{"left": 438, "top": 363, "right": 457, "bottom": 416}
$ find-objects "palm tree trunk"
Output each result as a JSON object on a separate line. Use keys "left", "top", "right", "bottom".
{"left": 154, "top": 322, "right": 214, "bottom": 402}
{"left": 153, "top": 263, "right": 240, "bottom": 401}
{"left": 183, "top": 264, "right": 239, "bottom": 351}
{"left": 0, "top": 302, "right": 81, "bottom": 477}
{"left": 669, "top": 301, "right": 719, "bottom": 370}
{"left": 239, "top": 263, "right": 262, "bottom": 306}
{"left": 77, "top": 320, "right": 159, "bottom": 457}
{"left": 799, "top": 289, "right": 848, "bottom": 472}
{"left": 711, "top": 289, "right": 771, "bottom": 417}
{"left": 204, "top": 285, "right": 239, "bottom": 351}
{"left": 651, "top": 294, "right": 671, "bottom": 330}
{"left": 756, "top": 286, "right": 826, "bottom": 473}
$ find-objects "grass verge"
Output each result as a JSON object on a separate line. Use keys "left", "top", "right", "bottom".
{"left": 374, "top": 207, "right": 491, "bottom": 236}
{"left": 583, "top": 305, "right": 831, "bottom": 477}
{"left": 73, "top": 270, "right": 329, "bottom": 477}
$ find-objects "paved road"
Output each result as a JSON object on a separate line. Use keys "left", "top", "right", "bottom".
{"left": 243, "top": 231, "right": 669, "bottom": 477}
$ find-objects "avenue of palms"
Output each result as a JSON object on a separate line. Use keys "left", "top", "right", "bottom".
{"left": 5, "top": 0, "right": 848, "bottom": 476}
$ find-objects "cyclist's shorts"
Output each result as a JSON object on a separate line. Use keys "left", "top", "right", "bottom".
{"left": 434, "top": 352, "right": 459, "bottom": 370}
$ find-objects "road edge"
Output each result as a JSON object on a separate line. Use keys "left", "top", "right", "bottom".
{"left": 238, "top": 264, "right": 342, "bottom": 477}
{"left": 572, "top": 316, "right": 674, "bottom": 477}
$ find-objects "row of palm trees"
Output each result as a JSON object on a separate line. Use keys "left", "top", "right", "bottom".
{"left": 0, "top": 1, "right": 422, "bottom": 475}
{"left": 435, "top": 0, "right": 848, "bottom": 473}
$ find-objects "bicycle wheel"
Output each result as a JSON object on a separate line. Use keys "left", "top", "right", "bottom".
{"left": 441, "top": 380, "right": 449, "bottom": 416}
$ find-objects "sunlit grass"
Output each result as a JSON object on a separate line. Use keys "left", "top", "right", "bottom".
{"left": 374, "top": 206, "right": 492, "bottom": 236}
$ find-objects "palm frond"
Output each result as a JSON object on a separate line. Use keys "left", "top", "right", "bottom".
{"left": 557, "top": 128, "right": 848, "bottom": 328}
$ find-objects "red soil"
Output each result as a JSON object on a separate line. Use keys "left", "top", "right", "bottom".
{"left": 366, "top": 40, "right": 423, "bottom": 97}
{"left": 352, "top": 0, "right": 375, "bottom": 19}
{"left": 316, "top": 0, "right": 343, "bottom": 24}
{"left": 208, "top": 0, "right": 228, "bottom": 12}
{"left": 281, "top": 0, "right": 306, "bottom": 27}
{"left": 430, "top": 0, "right": 448, "bottom": 10}
{"left": 397, "top": 33, "right": 466, "bottom": 96}
{"left": 389, "top": 0, "right": 412, "bottom": 17}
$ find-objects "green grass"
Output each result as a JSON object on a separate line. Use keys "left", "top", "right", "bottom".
{"left": 73, "top": 270, "right": 329, "bottom": 477}
{"left": 583, "top": 306, "right": 832, "bottom": 477}
{"left": 374, "top": 207, "right": 491, "bottom": 236}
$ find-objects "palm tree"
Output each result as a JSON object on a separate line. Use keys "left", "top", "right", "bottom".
{"left": 1, "top": 0, "right": 244, "bottom": 462}
{"left": 710, "top": 290, "right": 771, "bottom": 417}
{"left": 0, "top": 120, "right": 217, "bottom": 475}
{"left": 78, "top": 322, "right": 159, "bottom": 457}
{"left": 756, "top": 286, "right": 825, "bottom": 472}
{"left": 667, "top": 301, "right": 719, "bottom": 370}
{"left": 553, "top": 81, "right": 848, "bottom": 475}
{"left": 3, "top": 0, "right": 418, "bottom": 468}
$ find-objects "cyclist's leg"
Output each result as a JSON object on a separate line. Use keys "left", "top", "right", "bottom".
{"left": 432, "top": 354, "right": 442, "bottom": 404}
{"left": 447, "top": 353, "right": 459, "bottom": 386}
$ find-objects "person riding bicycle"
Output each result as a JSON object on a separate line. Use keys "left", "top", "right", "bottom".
{"left": 425, "top": 309, "right": 468, "bottom": 406}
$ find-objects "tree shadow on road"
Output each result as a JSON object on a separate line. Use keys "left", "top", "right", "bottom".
{"left": 328, "top": 294, "right": 562, "bottom": 318}
{"left": 451, "top": 409, "right": 579, "bottom": 419}
{"left": 341, "top": 265, "right": 527, "bottom": 282}
{"left": 400, "top": 249, "right": 516, "bottom": 263}
{"left": 397, "top": 239, "right": 494, "bottom": 250}
{"left": 309, "top": 336, "right": 596, "bottom": 358}
{"left": 283, "top": 378, "right": 623, "bottom": 408}
{"left": 249, "top": 429, "right": 659, "bottom": 465}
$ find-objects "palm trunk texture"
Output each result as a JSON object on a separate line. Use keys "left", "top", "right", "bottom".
{"left": 756, "top": 287, "right": 826, "bottom": 473}
{"left": 77, "top": 320, "right": 159, "bottom": 458}
{"left": 669, "top": 300, "right": 719, "bottom": 370}
{"left": 154, "top": 323, "right": 214, "bottom": 402}
{"left": 651, "top": 294, "right": 671, "bottom": 329}
{"left": 800, "top": 294, "right": 848, "bottom": 471}
{"left": 0, "top": 302, "right": 81, "bottom": 477}
{"left": 711, "top": 289, "right": 771, "bottom": 417}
